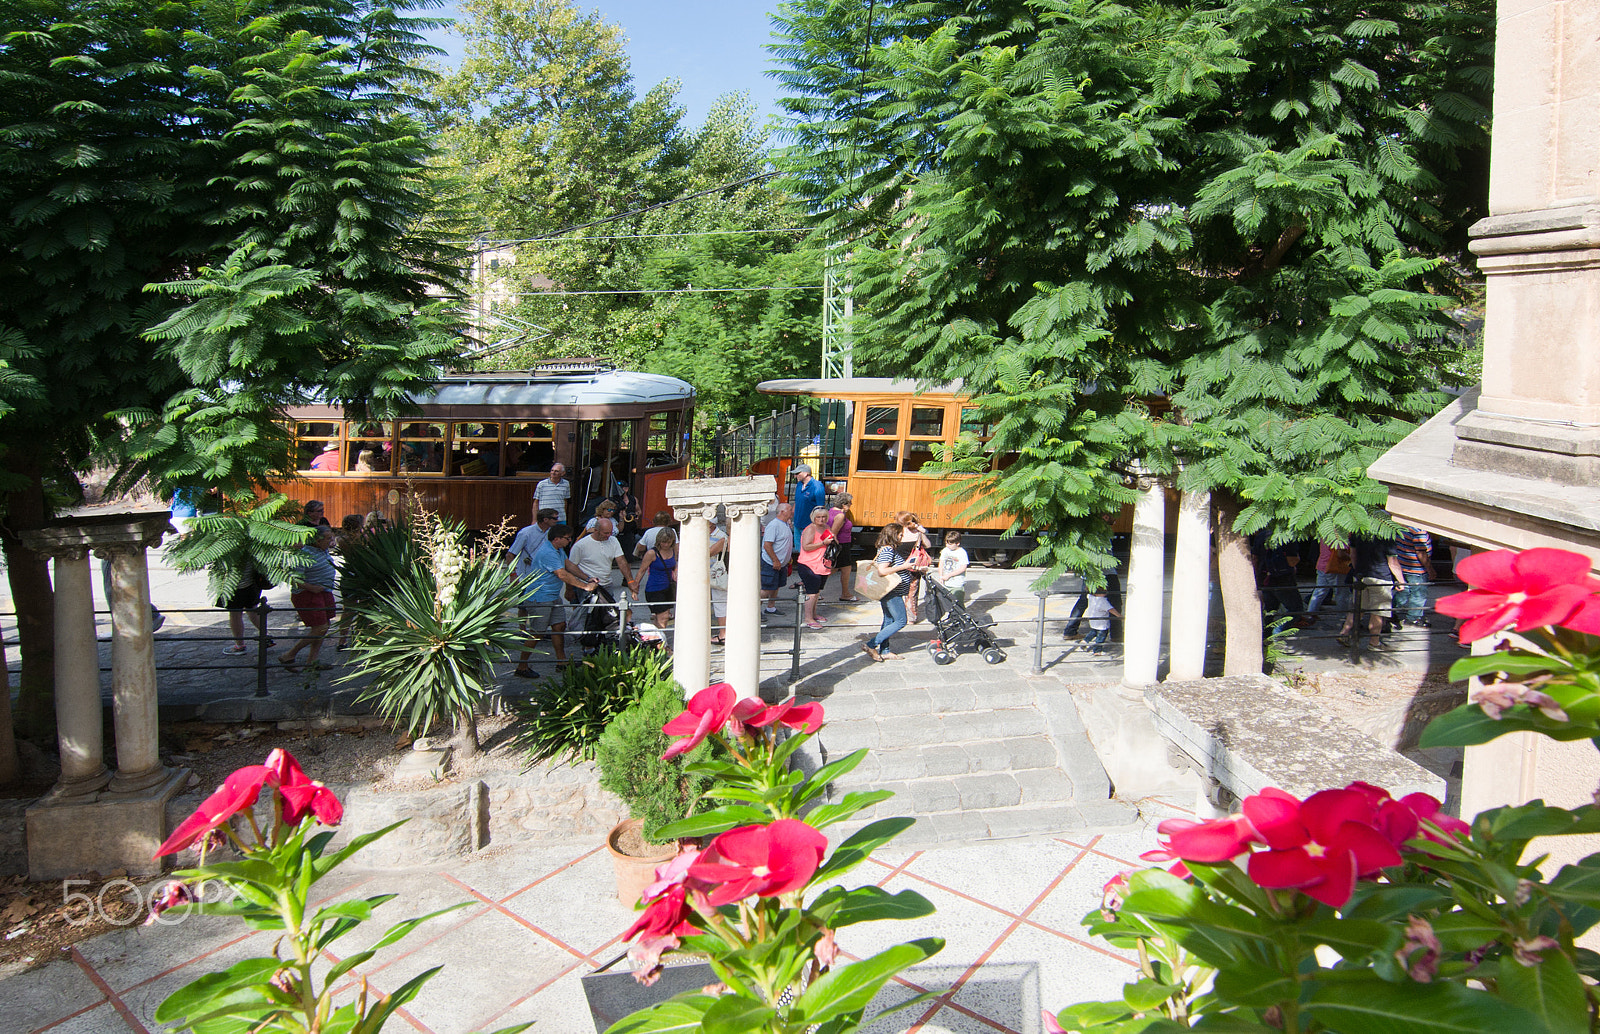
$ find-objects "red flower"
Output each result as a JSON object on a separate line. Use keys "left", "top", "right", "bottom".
{"left": 143, "top": 881, "right": 195, "bottom": 925}
{"left": 266, "top": 748, "right": 343, "bottom": 828}
{"left": 689, "top": 819, "right": 828, "bottom": 906}
{"left": 662, "top": 683, "right": 737, "bottom": 759}
{"left": 1398, "top": 792, "right": 1470, "bottom": 843}
{"left": 1142, "top": 813, "right": 1261, "bottom": 865}
{"left": 1436, "top": 548, "right": 1598, "bottom": 643}
{"left": 623, "top": 884, "right": 701, "bottom": 943}
{"left": 1243, "top": 788, "right": 1401, "bottom": 907}
{"left": 155, "top": 765, "right": 274, "bottom": 857}
{"left": 731, "top": 696, "right": 825, "bottom": 734}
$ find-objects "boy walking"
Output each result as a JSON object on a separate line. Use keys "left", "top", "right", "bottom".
{"left": 1084, "top": 588, "right": 1121, "bottom": 654}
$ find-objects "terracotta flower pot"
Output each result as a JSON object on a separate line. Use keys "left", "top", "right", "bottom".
{"left": 606, "top": 818, "right": 676, "bottom": 907}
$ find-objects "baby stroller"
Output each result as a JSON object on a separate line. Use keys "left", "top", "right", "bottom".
{"left": 923, "top": 577, "right": 1006, "bottom": 665}
{"left": 571, "top": 584, "right": 665, "bottom": 654}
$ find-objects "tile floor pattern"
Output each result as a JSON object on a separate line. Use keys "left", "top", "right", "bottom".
{"left": 12, "top": 826, "right": 1167, "bottom": 1034}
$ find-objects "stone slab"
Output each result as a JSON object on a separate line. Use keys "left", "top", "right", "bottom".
{"left": 1147, "top": 674, "right": 1446, "bottom": 802}
{"left": 26, "top": 768, "right": 190, "bottom": 880}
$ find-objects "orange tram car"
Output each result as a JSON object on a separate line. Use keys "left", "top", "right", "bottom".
{"left": 276, "top": 364, "right": 695, "bottom": 530}
{"left": 728, "top": 378, "right": 1037, "bottom": 552}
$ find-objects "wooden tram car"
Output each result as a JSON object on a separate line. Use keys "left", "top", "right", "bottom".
{"left": 749, "top": 378, "right": 1033, "bottom": 550}
{"left": 277, "top": 365, "right": 694, "bottom": 529}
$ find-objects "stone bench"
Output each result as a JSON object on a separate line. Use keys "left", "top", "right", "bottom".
{"left": 1147, "top": 674, "right": 1447, "bottom": 816}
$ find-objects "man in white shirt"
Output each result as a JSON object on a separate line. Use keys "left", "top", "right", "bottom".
{"left": 760, "top": 503, "right": 793, "bottom": 613}
{"left": 568, "top": 516, "right": 631, "bottom": 593}
{"left": 533, "top": 463, "right": 571, "bottom": 524}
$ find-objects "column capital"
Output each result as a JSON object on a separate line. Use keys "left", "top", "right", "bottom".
{"left": 666, "top": 475, "right": 777, "bottom": 522}
{"left": 21, "top": 511, "right": 174, "bottom": 559}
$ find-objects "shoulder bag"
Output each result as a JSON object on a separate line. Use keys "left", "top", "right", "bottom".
{"left": 856, "top": 561, "right": 896, "bottom": 601}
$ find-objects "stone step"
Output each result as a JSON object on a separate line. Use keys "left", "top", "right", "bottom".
{"left": 810, "top": 706, "right": 1047, "bottom": 755}
{"left": 793, "top": 680, "right": 1039, "bottom": 723}
{"left": 827, "top": 798, "right": 1139, "bottom": 848}
{"left": 799, "top": 735, "right": 1061, "bottom": 784}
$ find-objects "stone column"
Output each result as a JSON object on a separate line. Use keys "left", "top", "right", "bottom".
{"left": 665, "top": 477, "right": 776, "bottom": 702}
{"left": 1166, "top": 490, "right": 1212, "bottom": 682}
{"left": 99, "top": 540, "right": 168, "bottom": 793}
{"left": 51, "top": 549, "right": 110, "bottom": 796}
{"left": 671, "top": 503, "right": 713, "bottom": 694}
{"left": 1122, "top": 476, "right": 1167, "bottom": 686}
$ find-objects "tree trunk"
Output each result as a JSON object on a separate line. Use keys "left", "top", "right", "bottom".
{"left": 1213, "top": 490, "right": 1264, "bottom": 676}
{"left": 2, "top": 472, "right": 56, "bottom": 743}
{"left": 453, "top": 707, "right": 480, "bottom": 759}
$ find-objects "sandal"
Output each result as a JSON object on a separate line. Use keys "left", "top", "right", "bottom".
{"left": 224, "top": 644, "right": 248, "bottom": 655}
{"left": 861, "top": 643, "right": 882, "bottom": 662}
{"left": 837, "top": 596, "right": 864, "bottom": 603}
{"left": 805, "top": 621, "right": 826, "bottom": 630}
{"left": 513, "top": 667, "right": 536, "bottom": 679}
{"left": 281, "top": 663, "right": 303, "bottom": 673}
{"left": 710, "top": 637, "right": 726, "bottom": 645}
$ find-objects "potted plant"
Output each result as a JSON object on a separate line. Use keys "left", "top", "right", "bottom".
{"left": 594, "top": 676, "right": 715, "bottom": 905}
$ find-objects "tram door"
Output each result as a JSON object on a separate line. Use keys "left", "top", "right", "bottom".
{"left": 575, "top": 419, "right": 636, "bottom": 515}
{"left": 820, "top": 401, "right": 852, "bottom": 479}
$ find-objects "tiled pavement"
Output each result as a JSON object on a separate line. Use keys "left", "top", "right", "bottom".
{"left": 9, "top": 824, "right": 1169, "bottom": 1034}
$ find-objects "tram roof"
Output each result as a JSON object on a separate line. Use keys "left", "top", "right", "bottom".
{"left": 412, "top": 369, "right": 695, "bottom": 407}
{"left": 757, "top": 377, "right": 965, "bottom": 399}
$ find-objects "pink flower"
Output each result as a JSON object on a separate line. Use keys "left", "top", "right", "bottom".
{"left": 143, "top": 881, "right": 195, "bottom": 925}
{"left": 815, "top": 926, "right": 839, "bottom": 969}
{"left": 266, "top": 748, "right": 343, "bottom": 827}
{"left": 1043, "top": 1010, "right": 1067, "bottom": 1034}
{"left": 1100, "top": 872, "right": 1129, "bottom": 920}
{"left": 1472, "top": 683, "right": 1567, "bottom": 722}
{"left": 1396, "top": 916, "right": 1440, "bottom": 982}
{"left": 1398, "top": 792, "right": 1470, "bottom": 843}
{"left": 731, "top": 696, "right": 825, "bottom": 734}
{"left": 1243, "top": 788, "right": 1401, "bottom": 907}
{"left": 662, "top": 683, "right": 737, "bottom": 759}
{"left": 1436, "top": 548, "right": 1598, "bottom": 643}
{"left": 1142, "top": 813, "right": 1261, "bottom": 865}
{"left": 155, "top": 765, "right": 274, "bottom": 857}
{"left": 641, "top": 848, "right": 701, "bottom": 903}
{"left": 689, "top": 819, "right": 828, "bottom": 906}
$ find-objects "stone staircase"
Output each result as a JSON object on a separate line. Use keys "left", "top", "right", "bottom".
{"left": 785, "top": 664, "right": 1136, "bottom": 847}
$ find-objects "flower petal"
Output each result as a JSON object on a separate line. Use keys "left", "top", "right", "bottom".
{"left": 1512, "top": 548, "right": 1595, "bottom": 595}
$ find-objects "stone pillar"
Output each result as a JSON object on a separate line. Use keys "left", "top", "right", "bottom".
{"left": 1122, "top": 477, "right": 1167, "bottom": 687}
{"left": 671, "top": 504, "right": 713, "bottom": 694}
{"left": 100, "top": 541, "right": 166, "bottom": 793}
{"left": 50, "top": 550, "right": 110, "bottom": 796}
{"left": 665, "top": 477, "right": 776, "bottom": 702}
{"left": 20, "top": 512, "right": 188, "bottom": 880}
{"left": 1166, "top": 490, "right": 1212, "bottom": 682}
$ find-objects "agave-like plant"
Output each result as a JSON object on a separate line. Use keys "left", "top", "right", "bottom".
{"left": 344, "top": 511, "right": 525, "bottom": 757}
{"left": 505, "top": 646, "right": 674, "bottom": 766}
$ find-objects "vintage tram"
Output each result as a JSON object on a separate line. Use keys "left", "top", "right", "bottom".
{"left": 277, "top": 364, "right": 694, "bottom": 529}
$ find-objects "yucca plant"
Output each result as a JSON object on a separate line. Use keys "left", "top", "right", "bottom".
{"left": 164, "top": 493, "right": 313, "bottom": 602}
{"left": 506, "top": 647, "right": 674, "bottom": 766}
{"left": 344, "top": 511, "right": 525, "bottom": 758}
{"left": 337, "top": 518, "right": 421, "bottom": 614}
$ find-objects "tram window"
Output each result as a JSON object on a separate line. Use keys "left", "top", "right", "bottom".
{"left": 645, "top": 411, "right": 681, "bottom": 468}
{"left": 347, "top": 422, "right": 394, "bottom": 475}
{"left": 904, "top": 441, "right": 942, "bottom": 473}
{"left": 960, "top": 408, "right": 994, "bottom": 439}
{"left": 397, "top": 422, "right": 446, "bottom": 474}
{"left": 857, "top": 439, "right": 899, "bottom": 472}
{"left": 909, "top": 407, "right": 944, "bottom": 437}
{"left": 507, "top": 422, "right": 555, "bottom": 475}
{"left": 295, "top": 421, "right": 342, "bottom": 475}
{"left": 451, "top": 422, "right": 502, "bottom": 476}
{"left": 863, "top": 406, "right": 899, "bottom": 437}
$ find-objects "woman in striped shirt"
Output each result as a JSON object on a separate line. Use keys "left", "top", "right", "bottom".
{"left": 862, "top": 523, "right": 923, "bottom": 662}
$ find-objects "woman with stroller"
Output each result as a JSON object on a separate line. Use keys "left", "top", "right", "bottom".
{"left": 862, "top": 522, "right": 924, "bottom": 662}
{"left": 795, "top": 507, "right": 836, "bottom": 629}
{"left": 895, "top": 512, "right": 933, "bottom": 623}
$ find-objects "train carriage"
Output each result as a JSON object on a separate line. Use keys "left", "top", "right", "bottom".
{"left": 277, "top": 364, "right": 694, "bottom": 529}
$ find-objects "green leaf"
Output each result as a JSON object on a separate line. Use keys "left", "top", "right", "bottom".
{"left": 810, "top": 817, "right": 917, "bottom": 885}
{"left": 1050, "top": 1000, "right": 1136, "bottom": 1029}
{"left": 1305, "top": 976, "right": 1539, "bottom": 1033}
{"left": 354, "top": 966, "right": 442, "bottom": 1034}
{"left": 1298, "top": 917, "right": 1401, "bottom": 958}
{"left": 1213, "top": 962, "right": 1294, "bottom": 1008}
{"left": 1431, "top": 912, "right": 1504, "bottom": 952}
{"left": 369, "top": 902, "right": 474, "bottom": 952}
{"left": 604, "top": 994, "right": 718, "bottom": 1033}
{"left": 791, "top": 938, "right": 944, "bottom": 1025}
{"left": 1123, "top": 977, "right": 1184, "bottom": 1011}
{"left": 1498, "top": 952, "right": 1589, "bottom": 1034}
{"left": 700, "top": 994, "right": 776, "bottom": 1033}
{"left": 1446, "top": 653, "right": 1570, "bottom": 682}
{"left": 154, "top": 957, "right": 282, "bottom": 1023}
{"left": 654, "top": 806, "right": 770, "bottom": 840}
{"left": 794, "top": 749, "right": 869, "bottom": 806}
{"left": 810, "top": 885, "right": 937, "bottom": 927}
{"left": 1344, "top": 883, "right": 1455, "bottom": 922}
{"left": 799, "top": 790, "right": 894, "bottom": 829}
{"left": 1420, "top": 705, "right": 1599, "bottom": 748}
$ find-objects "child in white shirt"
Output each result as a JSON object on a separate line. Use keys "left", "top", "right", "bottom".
{"left": 1084, "top": 589, "right": 1121, "bottom": 653}
{"left": 935, "top": 531, "right": 969, "bottom": 603}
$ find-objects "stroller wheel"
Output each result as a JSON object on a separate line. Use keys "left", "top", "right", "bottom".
{"left": 930, "top": 644, "right": 956, "bottom": 665}
{"left": 981, "top": 647, "right": 1006, "bottom": 665}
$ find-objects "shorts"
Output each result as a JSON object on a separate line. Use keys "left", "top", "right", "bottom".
{"left": 1356, "top": 577, "right": 1394, "bottom": 613}
{"left": 290, "top": 590, "right": 336, "bottom": 628}
{"left": 645, "top": 586, "right": 676, "bottom": 616}
{"left": 797, "top": 565, "right": 828, "bottom": 594}
{"left": 712, "top": 587, "right": 727, "bottom": 618}
{"left": 760, "top": 562, "right": 787, "bottom": 590}
{"left": 218, "top": 583, "right": 264, "bottom": 612}
{"left": 520, "top": 602, "right": 562, "bottom": 633}
{"left": 834, "top": 541, "right": 856, "bottom": 569}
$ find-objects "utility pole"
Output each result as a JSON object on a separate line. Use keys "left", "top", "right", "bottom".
{"left": 821, "top": 244, "right": 852, "bottom": 380}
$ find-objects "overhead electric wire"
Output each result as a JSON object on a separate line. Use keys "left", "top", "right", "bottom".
{"left": 458, "top": 227, "right": 811, "bottom": 246}
{"left": 512, "top": 286, "right": 820, "bottom": 297}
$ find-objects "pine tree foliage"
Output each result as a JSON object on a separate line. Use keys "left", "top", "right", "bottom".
{"left": 772, "top": 0, "right": 1491, "bottom": 583}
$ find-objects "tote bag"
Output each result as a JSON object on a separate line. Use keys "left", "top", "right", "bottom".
{"left": 856, "top": 562, "right": 897, "bottom": 601}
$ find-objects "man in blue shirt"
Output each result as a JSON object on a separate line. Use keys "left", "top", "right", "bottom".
{"left": 512, "top": 525, "right": 597, "bottom": 676}
{"left": 791, "top": 463, "right": 826, "bottom": 550}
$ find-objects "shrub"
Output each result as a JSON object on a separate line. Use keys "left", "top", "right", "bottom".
{"left": 595, "top": 679, "right": 714, "bottom": 843}
{"left": 336, "top": 518, "right": 420, "bottom": 615}
{"left": 506, "top": 647, "right": 674, "bottom": 766}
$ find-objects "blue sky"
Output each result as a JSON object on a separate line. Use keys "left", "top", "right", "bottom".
{"left": 423, "top": 1, "right": 786, "bottom": 130}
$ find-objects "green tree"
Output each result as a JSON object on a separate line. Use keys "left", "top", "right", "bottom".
{"left": 774, "top": 0, "right": 1490, "bottom": 671}
{"left": 0, "top": 0, "right": 465, "bottom": 752}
